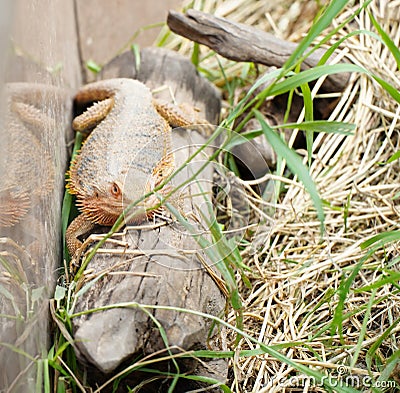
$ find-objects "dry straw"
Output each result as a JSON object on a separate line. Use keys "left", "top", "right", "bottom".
{"left": 159, "top": 0, "right": 400, "bottom": 391}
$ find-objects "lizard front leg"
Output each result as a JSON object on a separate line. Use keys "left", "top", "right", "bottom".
{"left": 66, "top": 214, "right": 95, "bottom": 256}
{"left": 0, "top": 186, "right": 30, "bottom": 227}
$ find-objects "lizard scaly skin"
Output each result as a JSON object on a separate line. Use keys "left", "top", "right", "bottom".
{"left": 0, "top": 84, "right": 56, "bottom": 228}
{"left": 66, "top": 78, "right": 205, "bottom": 256}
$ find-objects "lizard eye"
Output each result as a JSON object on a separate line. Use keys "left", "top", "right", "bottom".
{"left": 110, "top": 182, "right": 122, "bottom": 198}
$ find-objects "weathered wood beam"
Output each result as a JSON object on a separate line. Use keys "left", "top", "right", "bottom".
{"left": 167, "top": 9, "right": 349, "bottom": 92}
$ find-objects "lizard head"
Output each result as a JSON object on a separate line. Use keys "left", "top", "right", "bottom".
{"left": 69, "top": 149, "right": 167, "bottom": 226}
{"left": 75, "top": 181, "right": 124, "bottom": 225}
{"left": 76, "top": 176, "right": 151, "bottom": 226}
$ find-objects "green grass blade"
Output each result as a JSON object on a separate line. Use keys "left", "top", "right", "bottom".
{"left": 222, "top": 121, "right": 352, "bottom": 152}
{"left": 267, "top": 64, "right": 363, "bottom": 97}
{"left": 86, "top": 60, "right": 102, "bottom": 74}
{"left": 300, "top": 81, "right": 314, "bottom": 165}
{"left": 167, "top": 197, "right": 244, "bottom": 339}
{"left": 244, "top": 68, "right": 282, "bottom": 98}
{"left": 137, "top": 368, "right": 233, "bottom": 392}
{"left": 73, "top": 272, "right": 106, "bottom": 300}
{"left": 376, "top": 349, "right": 400, "bottom": 385}
{"left": 372, "top": 74, "right": 400, "bottom": 104}
{"left": 386, "top": 150, "right": 400, "bottom": 164}
{"left": 283, "top": 85, "right": 295, "bottom": 124}
{"left": 369, "top": 10, "right": 400, "bottom": 70}
{"left": 56, "top": 379, "right": 67, "bottom": 393}
{"left": 136, "top": 306, "right": 180, "bottom": 393}
{"left": 349, "top": 289, "right": 377, "bottom": 368}
{"left": 223, "top": 129, "right": 263, "bottom": 150}
{"left": 36, "top": 359, "right": 43, "bottom": 393}
{"left": 0, "top": 341, "right": 37, "bottom": 362}
{"left": 240, "top": 61, "right": 397, "bottom": 137}
{"left": 156, "top": 29, "right": 171, "bottom": 47}
{"left": 299, "top": 287, "right": 335, "bottom": 329}
{"left": 331, "top": 250, "right": 371, "bottom": 341}
{"left": 366, "top": 316, "right": 400, "bottom": 372}
{"left": 72, "top": 301, "right": 360, "bottom": 392}
{"left": 254, "top": 110, "right": 325, "bottom": 230}
{"left": 164, "top": 202, "right": 236, "bottom": 290}
{"left": 222, "top": 68, "right": 283, "bottom": 129}
{"left": 282, "top": 120, "right": 355, "bottom": 135}
{"left": 130, "top": 43, "right": 141, "bottom": 72}
{"left": 53, "top": 340, "right": 72, "bottom": 361}
{"left": 355, "top": 270, "right": 400, "bottom": 293}
{"left": 43, "top": 358, "right": 50, "bottom": 393}
{"left": 62, "top": 132, "right": 84, "bottom": 261}
{"left": 284, "top": 0, "right": 349, "bottom": 69}
{"left": 318, "top": 29, "right": 380, "bottom": 66}
{"left": 301, "top": 84, "right": 313, "bottom": 123}
{"left": 299, "top": 0, "right": 368, "bottom": 63}
{"left": 191, "top": 42, "right": 200, "bottom": 67}
{"left": 360, "top": 230, "right": 400, "bottom": 250}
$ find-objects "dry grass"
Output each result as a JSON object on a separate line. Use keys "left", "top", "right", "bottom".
{"left": 159, "top": 0, "right": 400, "bottom": 391}
{"left": 160, "top": 0, "right": 328, "bottom": 88}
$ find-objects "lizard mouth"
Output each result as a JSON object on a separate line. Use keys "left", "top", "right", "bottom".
{"left": 76, "top": 194, "right": 149, "bottom": 226}
{"left": 76, "top": 195, "right": 123, "bottom": 226}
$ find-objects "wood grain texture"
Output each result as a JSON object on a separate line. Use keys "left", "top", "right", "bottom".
{"left": 75, "top": 0, "right": 182, "bottom": 82}
{"left": 167, "top": 9, "right": 349, "bottom": 92}
{"left": 100, "top": 46, "right": 221, "bottom": 124}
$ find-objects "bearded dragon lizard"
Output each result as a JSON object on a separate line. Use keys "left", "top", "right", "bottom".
{"left": 0, "top": 84, "right": 56, "bottom": 229}
{"left": 66, "top": 78, "right": 208, "bottom": 256}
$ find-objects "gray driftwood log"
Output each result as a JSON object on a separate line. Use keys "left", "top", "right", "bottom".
{"left": 100, "top": 47, "right": 221, "bottom": 124}
{"left": 167, "top": 9, "right": 349, "bottom": 92}
{"left": 71, "top": 48, "right": 227, "bottom": 392}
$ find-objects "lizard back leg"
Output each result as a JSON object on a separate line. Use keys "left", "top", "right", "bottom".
{"left": 153, "top": 99, "right": 213, "bottom": 135}
{"left": 72, "top": 98, "right": 114, "bottom": 136}
{"left": 11, "top": 101, "right": 57, "bottom": 134}
{"left": 66, "top": 214, "right": 95, "bottom": 256}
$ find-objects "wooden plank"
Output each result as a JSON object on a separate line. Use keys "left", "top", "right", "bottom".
{"left": 75, "top": 0, "right": 182, "bottom": 81}
{"left": 0, "top": 1, "right": 78, "bottom": 390}
{"left": 10, "top": 0, "right": 82, "bottom": 86}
